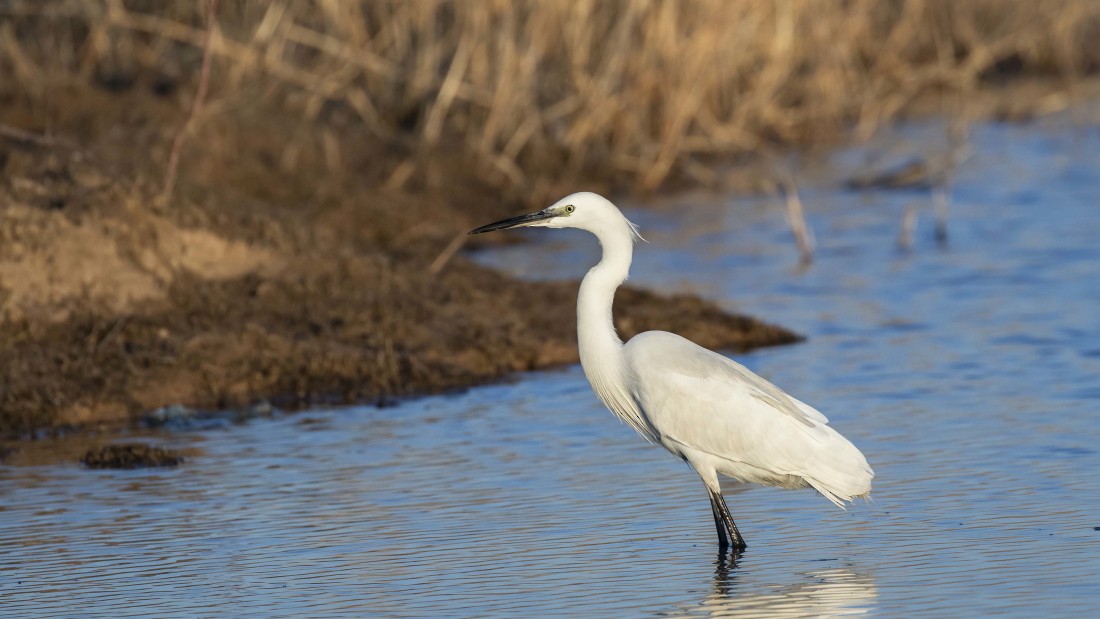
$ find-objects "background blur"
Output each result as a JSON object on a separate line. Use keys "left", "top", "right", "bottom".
{"left": 3, "top": 0, "right": 1099, "bottom": 435}
{"left": 5, "top": 0, "right": 1100, "bottom": 195}
{"left": 4, "top": 2, "right": 1100, "bottom": 617}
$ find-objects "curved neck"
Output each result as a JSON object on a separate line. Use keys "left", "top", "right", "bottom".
{"left": 577, "top": 221, "right": 655, "bottom": 441}
{"left": 577, "top": 224, "right": 633, "bottom": 358}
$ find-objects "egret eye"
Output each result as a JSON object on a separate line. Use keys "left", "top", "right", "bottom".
{"left": 565, "top": 205, "right": 575, "bottom": 214}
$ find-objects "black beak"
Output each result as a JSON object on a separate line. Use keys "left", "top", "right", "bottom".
{"left": 469, "top": 209, "right": 554, "bottom": 235}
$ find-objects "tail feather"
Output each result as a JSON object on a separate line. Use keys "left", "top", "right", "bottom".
{"left": 800, "top": 425, "right": 874, "bottom": 508}
{"left": 806, "top": 474, "right": 873, "bottom": 509}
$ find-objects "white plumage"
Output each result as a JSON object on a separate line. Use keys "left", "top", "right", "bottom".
{"left": 470, "top": 191, "right": 873, "bottom": 551}
{"left": 626, "top": 331, "right": 873, "bottom": 507}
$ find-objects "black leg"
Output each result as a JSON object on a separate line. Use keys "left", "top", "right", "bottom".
{"left": 708, "top": 492, "right": 730, "bottom": 549}
{"left": 707, "top": 486, "right": 747, "bottom": 552}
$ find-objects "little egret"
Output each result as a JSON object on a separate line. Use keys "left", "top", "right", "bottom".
{"left": 470, "top": 192, "right": 873, "bottom": 551}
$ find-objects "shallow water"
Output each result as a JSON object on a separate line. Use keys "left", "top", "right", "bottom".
{"left": 4, "top": 116, "right": 1100, "bottom": 617}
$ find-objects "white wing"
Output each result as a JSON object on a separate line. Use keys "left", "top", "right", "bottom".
{"left": 624, "top": 331, "right": 873, "bottom": 505}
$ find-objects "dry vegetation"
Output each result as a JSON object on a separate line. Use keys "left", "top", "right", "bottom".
{"left": 1, "top": 1, "right": 1099, "bottom": 438}
{"left": 2, "top": 0, "right": 1099, "bottom": 200}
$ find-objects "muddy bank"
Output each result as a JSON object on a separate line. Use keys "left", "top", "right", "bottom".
{"left": 0, "top": 92, "right": 800, "bottom": 438}
{"left": 4, "top": 4, "right": 1099, "bottom": 438}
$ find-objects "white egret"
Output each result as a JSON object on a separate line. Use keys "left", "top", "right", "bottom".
{"left": 470, "top": 192, "right": 873, "bottom": 551}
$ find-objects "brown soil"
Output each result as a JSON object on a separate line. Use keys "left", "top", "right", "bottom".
{"left": 0, "top": 88, "right": 800, "bottom": 439}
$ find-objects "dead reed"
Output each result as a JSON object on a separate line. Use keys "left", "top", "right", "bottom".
{"left": 781, "top": 180, "right": 815, "bottom": 266}
{"left": 161, "top": 0, "right": 218, "bottom": 202}
{"left": 2, "top": 0, "right": 1098, "bottom": 198}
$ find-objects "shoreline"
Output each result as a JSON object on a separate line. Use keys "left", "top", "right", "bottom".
{"left": 2, "top": 77, "right": 1098, "bottom": 439}
{"left": 0, "top": 116, "right": 802, "bottom": 439}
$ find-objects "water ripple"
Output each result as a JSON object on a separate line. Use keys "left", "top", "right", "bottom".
{"left": 5, "top": 117, "right": 1100, "bottom": 616}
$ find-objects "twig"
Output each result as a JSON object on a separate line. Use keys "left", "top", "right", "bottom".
{"left": 898, "top": 202, "right": 918, "bottom": 252}
{"left": 932, "top": 184, "right": 950, "bottom": 246}
{"left": 932, "top": 129, "right": 966, "bottom": 248}
{"left": 781, "top": 181, "right": 815, "bottom": 265}
{"left": 161, "top": 0, "right": 219, "bottom": 203}
{"left": 428, "top": 232, "right": 468, "bottom": 275}
{"left": 93, "top": 315, "right": 130, "bottom": 353}
{"left": 385, "top": 158, "right": 417, "bottom": 191}
{"left": 0, "top": 124, "right": 81, "bottom": 150}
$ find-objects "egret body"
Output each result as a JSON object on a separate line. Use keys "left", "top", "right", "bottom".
{"left": 470, "top": 192, "right": 873, "bottom": 551}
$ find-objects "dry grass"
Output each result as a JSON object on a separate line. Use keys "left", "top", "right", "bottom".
{"left": 3, "top": 0, "right": 1099, "bottom": 199}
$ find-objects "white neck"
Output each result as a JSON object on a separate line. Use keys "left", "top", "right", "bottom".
{"left": 577, "top": 220, "right": 655, "bottom": 442}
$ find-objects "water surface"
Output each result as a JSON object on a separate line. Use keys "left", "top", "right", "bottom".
{"left": 3, "top": 116, "right": 1099, "bottom": 617}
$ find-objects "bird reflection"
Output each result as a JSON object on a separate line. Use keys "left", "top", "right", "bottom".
{"left": 711, "top": 551, "right": 741, "bottom": 598}
{"left": 667, "top": 552, "right": 877, "bottom": 618}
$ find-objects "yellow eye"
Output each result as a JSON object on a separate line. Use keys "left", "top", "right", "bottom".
{"left": 565, "top": 205, "right": 575, "bottom": 214}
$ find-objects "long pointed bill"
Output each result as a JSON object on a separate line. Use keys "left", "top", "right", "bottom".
{"left": 469, "top": 209, "right": 555, "bottom": 234}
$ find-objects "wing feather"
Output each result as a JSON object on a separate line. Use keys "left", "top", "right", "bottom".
{"left": 624, "top": 331, "right": 873, "bottom": 500}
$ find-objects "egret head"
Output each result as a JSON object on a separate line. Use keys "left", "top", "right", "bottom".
{"left": 469, "top": 192, "right": 641, "bottom": 241}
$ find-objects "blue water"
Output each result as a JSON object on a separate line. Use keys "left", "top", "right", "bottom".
{"left": 2, "top": 116, "right": 1099, "bottom": 617}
